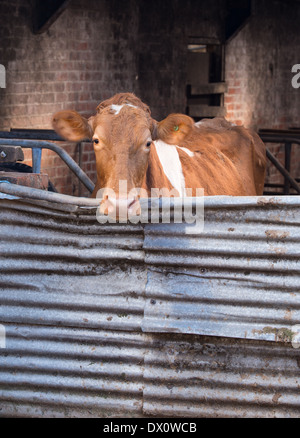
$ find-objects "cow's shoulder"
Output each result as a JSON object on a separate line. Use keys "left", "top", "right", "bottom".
{"left": 194, "top": 117, "right": 265, "bottom": 163}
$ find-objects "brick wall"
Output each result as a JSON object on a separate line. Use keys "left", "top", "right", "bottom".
{"left": 0, "top": 0, "right": 135, "bottom": 196}
{"left": 1, "top": 0, "right": 299, "bottom": 196}
{"left": 0, "top": 0, "right": 225, "bottom": 196}
{"left": 224, "top": 0, "right": 300, "bottom": 193}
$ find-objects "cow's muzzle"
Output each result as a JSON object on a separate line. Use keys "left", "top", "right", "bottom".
{"left": 100, "top": 195, "right": 141, "bottom": 220}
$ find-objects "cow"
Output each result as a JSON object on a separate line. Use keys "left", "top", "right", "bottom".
{"left": 52, "top": 92, "right": 266, "bottom": 217}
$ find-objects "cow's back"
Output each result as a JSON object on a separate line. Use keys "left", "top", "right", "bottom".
{"left": 192, "top": 118, "right": 266, "bottom": 196}
{"left": 144, "top": 117, "right": 266, "bottom": 197}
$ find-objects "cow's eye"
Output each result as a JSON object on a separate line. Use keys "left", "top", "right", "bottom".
{"left": 146, "top": 141, "right": 152, "bottom": 148}
{"left": 93, "top": 138, "right": 99, "bottom": 145}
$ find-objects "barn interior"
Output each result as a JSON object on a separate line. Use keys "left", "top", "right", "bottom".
{"left": 0, "top": 0, "right": 299, "bottom": 197}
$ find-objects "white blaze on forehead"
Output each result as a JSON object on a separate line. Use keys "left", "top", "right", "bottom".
{"left": 154, "top": 140, "right": 188, "bottom": 197}
{"left": 110, "top": 103, "right": 137, "bottom": 115}
{"left": 110, "top": 104, "right": 123, "bottom": 115}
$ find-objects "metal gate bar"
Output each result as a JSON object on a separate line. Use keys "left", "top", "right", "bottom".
{"left": 0, "top": 139, "right": 95, "bottom": 194}
{"left": 259, "top": 133, "right": 300, "bottom": 195}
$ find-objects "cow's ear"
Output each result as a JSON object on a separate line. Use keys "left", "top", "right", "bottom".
{"left": 52, "top": 110, "right": 93, "bottom": 142}
{"left": 150, "top": 119, "right": 159, "bottom": 140}
{"left": 156, "top": 114, "right": 194, "bottom": 144}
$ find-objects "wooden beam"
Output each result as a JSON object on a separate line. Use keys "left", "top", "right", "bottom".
{"left": 191, "top": 83, "right": 228, "bottom": 96}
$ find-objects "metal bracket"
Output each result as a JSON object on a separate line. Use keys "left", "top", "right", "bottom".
{"left": 0, "top": 146, "right": 24, "bottom": 163}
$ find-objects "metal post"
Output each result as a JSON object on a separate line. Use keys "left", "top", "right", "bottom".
{"left": 266, "top": 148, "right": 300, "bottom": 195}
{"left": 284, "top": 143, "right": 292, "bottom": 195}
{"left": 77, "top": 142, "right": 82, "bottom": 197}
{"left": 32, "top": 148, "right": 42, "bottom": 174}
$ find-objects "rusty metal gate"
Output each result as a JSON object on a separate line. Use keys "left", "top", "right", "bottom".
{"left": 0, "top": 185, "right": 299, "bottom": 417}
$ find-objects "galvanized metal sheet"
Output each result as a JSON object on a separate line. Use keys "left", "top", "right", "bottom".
{"left": 143, "top": 334, "right": 300, "bottom": 418}
{"left": 143, "top": 197, "right": 300, "bottom": 342}
{"left": 0, "top": 324, "right": 146, "bottom": 418}
{"left": 0, "top": 194, "right": 300, "bottom": 417}
{"left": 0, "top": 200, "right": 146, "bottom": 333}
{"left": 0, "top": 325, "right": 299, "bottom": 418}
{"left": 0, "top": 195, "right": 300, "bottom": 342}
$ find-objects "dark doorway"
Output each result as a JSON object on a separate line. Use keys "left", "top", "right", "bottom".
{"left": 186, "top": 41, "right": 226, "bottom": 121}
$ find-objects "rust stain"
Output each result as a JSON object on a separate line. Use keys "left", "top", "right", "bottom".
{"left": 272, "top": 393, "right": 282, "bottom": 404}
{"left": 265, "top": 230, "right": 289, "bottom": 256}
{"left": 284, "top": 309, "right": 293, "bottom": 321}
{"left": 258, "top": 197, "right": 279, "bottom": 206}
{"left": 265, "top": 230, "right": 290, "bottom": 240}
{"left": 272, "top": 247, "right": 287, "bottom": 256}
{"left": 252, "top": 327, "right": 295, "bottom": 344}
{"left": 0, "top": 171, "right": 49, "bottom": 190}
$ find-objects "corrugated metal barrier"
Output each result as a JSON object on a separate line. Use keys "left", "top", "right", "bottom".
{"left": 0, "top": 189, "right": 299, "bottom": 417}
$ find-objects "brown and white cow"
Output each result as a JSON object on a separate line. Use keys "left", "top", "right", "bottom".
{"left": 52, "top": 93, "right": 266, "bottom": 216}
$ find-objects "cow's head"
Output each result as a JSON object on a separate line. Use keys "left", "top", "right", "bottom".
{"left": 52, "top": 93, "right": 194, "bottom": 218}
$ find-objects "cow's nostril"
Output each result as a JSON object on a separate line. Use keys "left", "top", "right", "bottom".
{"left": 100, "top": 197, "right": 141, "bottom": 219}
{"left": 128, "top": 198, "right": 137, "bottom": 209}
